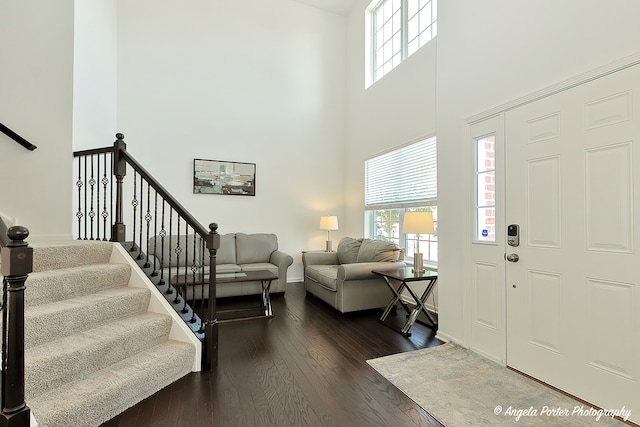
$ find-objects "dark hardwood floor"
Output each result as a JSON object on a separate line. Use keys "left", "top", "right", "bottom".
{"left": 102, "top": 282, "right": 444, "bottom": 427}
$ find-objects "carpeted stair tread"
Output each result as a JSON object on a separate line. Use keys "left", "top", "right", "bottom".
{"left": 25, "top": 312, "right": 173, "bottom": 401}
{"left": 31, "top": 240, "right": 114, "bottom": 272}
{"left": 25, "top": 286, "right": 151, "bottom": 348}
{"left": 25, "top": 263, "right": 131, "bottom": 307}
{"left": 28, "top": 340, "right": 195, "bottom": 427}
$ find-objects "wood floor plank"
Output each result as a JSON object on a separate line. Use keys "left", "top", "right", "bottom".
{"left": 102, "top": 282, "right": 444, "bottom": 426}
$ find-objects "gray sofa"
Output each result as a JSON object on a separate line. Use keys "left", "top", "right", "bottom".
{"left": 302, "top": 237, "right": 406, "bottom": 313}
{"left": 148, "top": 232, "right": 293, "bottom": 298}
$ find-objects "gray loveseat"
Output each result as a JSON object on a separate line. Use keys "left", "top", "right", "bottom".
{"left": 148, "top": 232, "right": 293, "bottom": 298}
{"left": 302, "top": 237, "right": 406, "bottom": 313}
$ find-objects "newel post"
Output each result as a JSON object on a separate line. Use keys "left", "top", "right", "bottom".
{"left": 203, "top": 223, "right": 220, "bottom": 370}
{"left": 111, "top": 133, "right": 127, "bottom": 242}
{"left": 0, "top": 226, "right": 32, "bottom": 427}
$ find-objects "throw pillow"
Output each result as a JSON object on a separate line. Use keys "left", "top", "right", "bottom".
{"left": 336, "top": 237, "right": 363, "bottom": 264}
{"left": 356, "top": 239, "right": 400, "bottom": 263}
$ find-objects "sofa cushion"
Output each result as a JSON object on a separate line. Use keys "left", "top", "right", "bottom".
{"left": 216, "top": 233, "right": 237, "bottom": 265}
{"left": 236, "top": 233, "right": 278, "bottom": 264}
{"left": 356, "top": 239, "right": 401, "bottom": 263}
{"left": 305, "top": 265, "right": 339, "bottom": 291}
{"left": 336, "top": 237, "right": 363, "bottom": 264}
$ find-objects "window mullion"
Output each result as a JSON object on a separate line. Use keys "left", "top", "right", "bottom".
{"left": 401, "top": 0, "right": 408, "bottom": 60}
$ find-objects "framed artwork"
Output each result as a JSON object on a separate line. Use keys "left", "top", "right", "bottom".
{"left": 193, "top": 158, "right": 256, "bottom": 196}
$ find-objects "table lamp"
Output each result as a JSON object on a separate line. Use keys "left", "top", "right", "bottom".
{"left": 403, "top": 211, "right": 434, "bottom": 273}
{"left": 319, "top": 215, "right": 339, "bottom": 252}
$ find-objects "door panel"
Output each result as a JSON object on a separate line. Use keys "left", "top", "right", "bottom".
{"left": 505, "top": 64, "right": 640, "bottom": 421}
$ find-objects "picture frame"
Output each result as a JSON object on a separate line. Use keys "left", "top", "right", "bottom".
{"left": 193, "top": 158, "right": 256, "bottom": 196}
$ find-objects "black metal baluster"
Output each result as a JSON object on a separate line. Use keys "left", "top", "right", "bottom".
{"left": 143, "top": 181, "right": 152, "bottom": 267}
{"left": 188, "top": 234, "right": 199, "bottom": 324}
{"left": 101, "top": 153, "right": 109, "bottom": 240}
{"left": 137, "top": 177, "right": 144, "bottom": 260}
{"left": 88, "top": 154, "right": 96, "bottom": 240}
{"left": 130, "top": 171, "right": 138, "bottom": 252}
{"left": 95, "top": 154, "right": 101, "bottom": 240}
{"left": 83, "top": 156, "right": 88, "bottom": 239}
{"left": 76, "top": 157, "right": 84, "bottom": 240}
{"left": 158, "top": 200, "right": 166, "bottom": 285}
{"left": 151, "top": 191, "right": 159, "bottom": 276}
{"left": 198, "top": 245, "right": 206, "bottom": 333}
{"left": 174, "top": 216, "right": 182, "bottom": 304}
{"left": 166, "top": 208, "right": 173, "bottom": 296}
{"left": 181, "top": 221, "right": 190, "bottom": 315}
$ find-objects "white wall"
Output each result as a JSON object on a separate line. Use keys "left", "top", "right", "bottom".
{"left": 344, "top": 0, "right": 437, "bottom": 238}
{"left": 436, "top": 0, "right": 640, "bottom": 344}
{"left": 115, "top": 0, "right": 347, "bottom": 281}
{"left": 73, "top": 0, "right": 118, "bottom": 151}
{"left": 0, "top": 0, "right": 75, "bottom": 242}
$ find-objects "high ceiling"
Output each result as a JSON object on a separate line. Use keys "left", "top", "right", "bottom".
{"left": 292, "top": 0, "right": 359, "bottom": 15}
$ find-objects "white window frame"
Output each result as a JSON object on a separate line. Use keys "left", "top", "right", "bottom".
{"left": 365, "top": 0, "right": 438, "bottom": 87}
{"left": 364, "top": 136, "right": 438, "bottom": 266}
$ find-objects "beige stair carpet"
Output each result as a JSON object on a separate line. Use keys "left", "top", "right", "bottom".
{"left": 12, "top": 240, "right": 197, "bottom": 427}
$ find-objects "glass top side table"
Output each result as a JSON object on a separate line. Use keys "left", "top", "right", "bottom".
{"left": 372, "top": 267, "right": 438, "bottom": 336}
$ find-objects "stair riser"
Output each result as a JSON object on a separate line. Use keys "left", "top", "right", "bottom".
{"left": 24, "top": 288, "right": 151, "bottom": 348}
{"left": 25, "top": 264, "right": 131, "bottom": 307}
{"left": 25, "top": 314, "right": 172, "bottom": 400}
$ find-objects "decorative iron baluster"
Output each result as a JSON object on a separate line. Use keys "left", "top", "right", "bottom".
{"left": 143, "top": 182, "right": 152, "bottom": 267}
{"left": 76, "top": 157, "right": 84, "bottom": 239}
{"left": 101, "top": 153, "right": 110, "bottom": 241}
{"left": 181, "top": 221, "right": 190, "bottom": 315}
{"left": 83, "top": 155, "right": 88, "bottom": 239}
{"left": 95, "top": 154, "right": 101, "bottom": 240}
{"left": 88, "top": 154, "right": 96, "bottom": 240}
{"left": 150, "top": 191, "right": 159, "bottom": 276}
{"left": 166, "top": 208, "right": 173, "bottom": 296}
{"left": 130, "top": 171, "right": 138, "bottom": 252}
{"left": 188, "top": 235, "right": 200, "bottom": 324}
{"left": 158, "top": 200, "right": 166, "bottom": 285}
{"left": 137, "top": 177, "right": 144, "bottom": 260}
{"left": 174, "top": 215, "right": 182, "bottom": 304}
{"left": 198, "top": 246, "right": 206, "bottom": 333}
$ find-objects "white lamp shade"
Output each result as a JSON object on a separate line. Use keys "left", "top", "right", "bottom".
{"left": 402, "top": 211, "right": 434, "bottom": 235}
{"left": 319, "top": 215, "right": 339, "bottom": 231}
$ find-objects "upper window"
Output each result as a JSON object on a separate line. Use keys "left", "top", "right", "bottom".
{"left": 367, "top": 0, "right": 437, "bottom": 85}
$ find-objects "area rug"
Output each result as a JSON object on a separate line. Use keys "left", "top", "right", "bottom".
{"left": 367, "top": 343, "right": 628, "bottom": 426}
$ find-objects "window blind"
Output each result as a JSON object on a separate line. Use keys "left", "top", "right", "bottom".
{"left": 365, "top": 137, "right": 437, "bottom": 210}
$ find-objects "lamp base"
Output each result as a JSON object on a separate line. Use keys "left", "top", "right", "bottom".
{"left": 412, "top": 252, "right": 425, "bottom": 274}
{"left": 325, "top": 240, "right": 333, "bottom": 252}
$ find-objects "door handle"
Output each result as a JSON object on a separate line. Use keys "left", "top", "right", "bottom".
{"left": 506, "top": 253, "right": 519, "bottom": 263}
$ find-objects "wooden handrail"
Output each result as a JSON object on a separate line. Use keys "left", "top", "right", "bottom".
{"left": 118, "top": 144, "right": 208, "bottom": 239}
{"left": 0, "top": 122, "right": 37, "bottom": 151}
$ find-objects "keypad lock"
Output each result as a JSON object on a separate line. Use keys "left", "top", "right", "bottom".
{"left": 507, "top": 224, "right": 519, "bottom": 247}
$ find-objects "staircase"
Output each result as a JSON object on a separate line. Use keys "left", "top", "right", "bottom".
{"left": 20, "top": 240, "right": 196, "bottom": 427}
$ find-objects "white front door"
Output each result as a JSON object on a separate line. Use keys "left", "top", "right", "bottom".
{"left": 505, "top": 64, "right": 640, "bottom": 420}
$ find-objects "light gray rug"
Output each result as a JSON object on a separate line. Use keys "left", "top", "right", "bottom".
{"left": 367, "top": 343, "right": 628, "bottom": 426}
